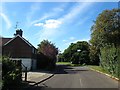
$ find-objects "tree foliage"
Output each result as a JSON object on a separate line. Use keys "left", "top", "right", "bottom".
{"left": 62, "top": 41, "right": 90, "bottom": 64}
{"left": 89, "top": 9, "right": 120, "bottom": 65}
{"left": 37, "top": 40, "right": 58, "bottom": 69}
{"left": 90, "top": 9, "right": 120, "bottom": 47}
{"left": 89, "top": 45, "right": 100, "bottom": 65}
{"left": 90, "top": 8, "right": 120, "bottom": 77}
{"left": 38, "top": 40, "right": 58, "bottom": 60}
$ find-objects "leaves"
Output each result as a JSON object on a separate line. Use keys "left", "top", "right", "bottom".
{"left": 38, "top": 40, "right": 58, "bottom": 60}
{"left": 62, "top": 41, "right": 90, "bottom": 64}
{"left": 90, "top": 9, "right": 120, "bottom": 47}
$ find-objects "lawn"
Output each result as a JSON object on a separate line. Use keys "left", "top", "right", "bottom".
{"left": 56, "top": 62, "right": 71, "bottom": 65}
{"left": 56, "top": 62, "right": 83, "bottom": 67}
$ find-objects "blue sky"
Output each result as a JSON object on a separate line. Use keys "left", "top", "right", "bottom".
{"left": 0, "top": 1, "right": 118, "bottom": 52}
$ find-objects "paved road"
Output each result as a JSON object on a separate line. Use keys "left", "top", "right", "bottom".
{"left": 39, "top": 65, "right": 119, "bottom": 89}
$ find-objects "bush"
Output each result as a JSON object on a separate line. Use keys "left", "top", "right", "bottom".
{"left": 2, "top": 56, "right": 22, "bottom": 90}
{"left": 100, "top": 44, "right": 119, "bottom": 78}
{"left": 37, "top": 53, "right": 56, "bottom": 70}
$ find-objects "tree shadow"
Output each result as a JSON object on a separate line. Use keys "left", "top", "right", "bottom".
{"left": 30, "top": 65, "right": 73, "bottom": 74}
{"left": 22, "top": 81, "right": 50, "bottom": 90}
{"left": 53, "top": 65, "right": 73, "bottom": 74}
{"left": 22, "top": 85, "right": 49, "bottom": 90}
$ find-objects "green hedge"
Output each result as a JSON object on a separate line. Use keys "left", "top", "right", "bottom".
{"left": 2, "top": 56, "right": 22, "bottom": 90}
{"left": 37, "top": 53, "right": 56, "bottom": 70}
{"left": 100, "top": 44, "right": 120, "bottom": 78}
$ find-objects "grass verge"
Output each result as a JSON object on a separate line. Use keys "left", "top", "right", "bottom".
{"left": 88, "top": 65, "right": 119, "bottom": 80}
{"left": 56, "top": 62, "right": 84, "bottom": 67}
{"left": 88, "top": 65, "right": 108, "bottom": 73}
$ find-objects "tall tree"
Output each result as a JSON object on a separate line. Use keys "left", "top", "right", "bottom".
{"left": 62, "top": 41, "right": 90, "bottom": 64}
{"left": 90, "top": 9, "right": 120, "bottom": 47}
{"left": 89, "top": 9, "right": 120, "bottom": 65}
{"left": 37, "top": 40, "right": 58, "bottom": 68}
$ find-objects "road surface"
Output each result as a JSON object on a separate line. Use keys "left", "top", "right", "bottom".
{"left": 39, "top": 65, "right": 119, "bottom": 89}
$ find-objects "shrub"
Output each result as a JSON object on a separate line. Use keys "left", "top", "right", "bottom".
{"left": 2, "top": 56, "right": 22, "bottom": 90}
{"left": 100, "top": 44, "right": 119, "bottom": 78}
{"left": 37, "top": 53, "right": 56, "bottom": 70}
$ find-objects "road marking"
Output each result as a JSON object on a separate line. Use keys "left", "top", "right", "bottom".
{"left": 79, "top": 78, "right": 83, "bottom": 88}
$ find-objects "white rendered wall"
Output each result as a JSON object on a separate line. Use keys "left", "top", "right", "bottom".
{"left": 32, "top": 59, "right": 36, "bottom": 70}
{"left": 11, "top": 58, "right": 32, "bottom": 71}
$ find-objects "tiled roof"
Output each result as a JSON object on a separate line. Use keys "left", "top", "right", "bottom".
{"left": 0, "top": 38, "right": 12, "bottom": 46}
{"left": 1, "top": 35, "right": 36, "bottom": 49}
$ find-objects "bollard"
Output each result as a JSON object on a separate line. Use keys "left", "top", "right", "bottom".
{"left": 25, "top": 67, "right": 27, "bottom": 81}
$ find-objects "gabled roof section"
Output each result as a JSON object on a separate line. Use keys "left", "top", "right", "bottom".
{"left": 3, "top": 35, "right": 35, "bottom": 48}
{"left": 0, "top": 38, "right": 12, "bottom": 46}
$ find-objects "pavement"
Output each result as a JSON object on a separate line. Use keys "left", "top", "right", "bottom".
{"left": 22, "top": 70, "right": 54, "bottom": 86}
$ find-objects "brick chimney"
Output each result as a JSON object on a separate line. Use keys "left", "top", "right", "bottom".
{"left": 14, "top": 29, "right": 23, "bottom": 37}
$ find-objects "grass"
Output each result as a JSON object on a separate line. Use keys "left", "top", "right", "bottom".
{"left": 56, "top": 62, "right": 71, "bottom": 65}
{"left": 88, "top": 65, "right": 108, "bottom": 73}
{"left": 88, "top": 65, "right": 120, "bottom": 80}
{"left": 56, "top": 62, "right": 85, "bottom": 67}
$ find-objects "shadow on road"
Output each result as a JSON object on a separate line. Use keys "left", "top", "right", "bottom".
{"left": 54, "top": 65, "right": 89, "bottom": 74}
{"left": 23, "top": 85, "right": 49, "bottom": 90}
{"left": 28, "top": 65, "right": 88, "bottom": 75}
{"left": 53, "top": 65, "right": 72, "bottom": 74}
{"left": 22, "top": 81, "right": 51, "bottom": 90}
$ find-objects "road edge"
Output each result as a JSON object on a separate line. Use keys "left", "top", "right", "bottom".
{"left": 89, "top": 68, "right": 119, "bottom": 81}
{"left": 33, "top": 74, "right": 54, "bottom": 86}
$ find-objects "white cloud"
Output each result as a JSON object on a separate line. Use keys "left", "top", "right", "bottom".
{"left": 0, "top": 13, "right": 11, "bottom": 29}
{"left": 34, "top": 19, "right": 62, "bottom": 29}
{"left": 30, "top": 15, "right": 49, "bottom": 26}
{"left": 34, "top": 23, "right": 43, "bottom": 26}
{"left": 31, "top": 3, "right": 67, "bottom": 26}
{"left": 34, "top": 19, "right": 63, "bottom": 42}
{"left": 44, "top": 19, "right": 62, "bottom": 29}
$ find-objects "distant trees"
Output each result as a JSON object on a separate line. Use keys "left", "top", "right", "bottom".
{"left": 37, "top": 40, "right": 58, "bottom": 70}
{"left": 62, "top": 41, "right": 90, "bottom": 64}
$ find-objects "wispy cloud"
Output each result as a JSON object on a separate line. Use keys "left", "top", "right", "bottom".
{"left": 35, "top": 27, "right": 63, "bottom": 42}
{"left": 34, "top": 19, "right": 64, "bottom": 42}
{"left": 59, "top": 2, "right": 94, "bottom": 24}
{"left": 26, "top": 3, "right": 41, "bottom": 27}
{"left": 30, "top": 3, "right": 67, "bottom": 26}
{"left": 34, "top": 2, "right": 94, "bottom": 43}
{"left": 0, "top": 13, "right": 11, "bottom": 30}
{"left": 34, "top": 23, "right": 43, "bottom": 27}
{"left": 33, "top": 4, "right": 68, "bottom": 42}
